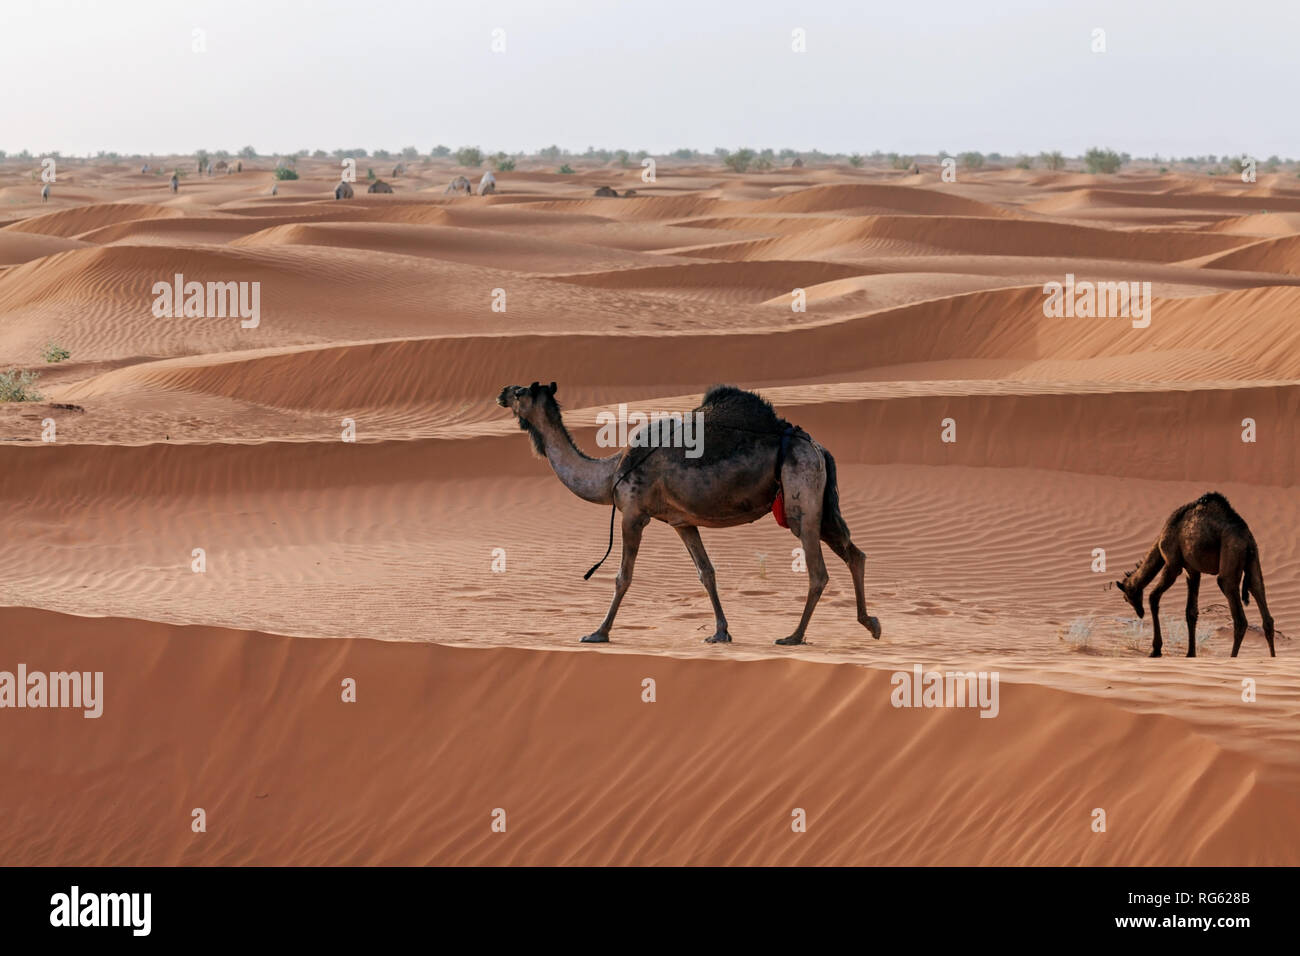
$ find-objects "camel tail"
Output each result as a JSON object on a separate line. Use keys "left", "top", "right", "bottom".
{"left": 819, "top": 448, "right": 851, "bottom": 542}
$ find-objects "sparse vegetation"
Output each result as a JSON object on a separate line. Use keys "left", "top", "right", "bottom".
{"left": 272, "top": 167, "right": 299, "bottom": 180}
{"left": 890, "top": 153, "right": 914, "bottom": 170}
{"left": 1039, "top": 150, "right": 1066, "bottom": 171}
{"left": 0, "top": 369, "right": 42, "bottom": 402}
{"left": 239, "top": 145, "right": 257, "bottom": 159}
{"left": 721, "top": 148, "right": 757, "bottom": 173}
{"left": 455, "top": 146, "right": 483, "bottom": 167}
{"left": 848, "top": 154, "right": 865, "bottom": 168}
{"left": 958, "top": 151, "right": 985, "bottom": 169}
{"left": 494, "top": 154, "right": 516, "bottom": 172}
{"left": 1015, "top": 156, "right": 1032, "bottom": 170}
{"left": 1084, "top": 147, "right": 1123, "bottom": 174}
{"left": 42, "top": 342, "right": 70, "bottom": 364}
{"left": 557, "top": 164, "right": 574, "bottom": 174}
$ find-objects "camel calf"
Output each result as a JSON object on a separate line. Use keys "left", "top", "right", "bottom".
{"left": 1117, "top": 492, "right": 1275, "bottom": 657}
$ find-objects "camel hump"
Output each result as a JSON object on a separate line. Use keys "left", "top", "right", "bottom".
{"left": 1184, "top": 491, "right": 1249, "bottom": 530}
{"left": 699, "top": 384, "right": 784, "bottom": 430}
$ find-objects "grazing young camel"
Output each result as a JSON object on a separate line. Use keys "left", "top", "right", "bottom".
{"left": 497, "top": 382, "right": 880, "bottom": 646}
{"left": 1116, "top": 492, "right": 1275, "bottom": 657}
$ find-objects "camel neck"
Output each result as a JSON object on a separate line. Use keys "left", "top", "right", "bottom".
{"left": 536, "top": 415, "right": 620, "bottom": 505}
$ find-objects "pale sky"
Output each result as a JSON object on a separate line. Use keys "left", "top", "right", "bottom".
{"left": 2, "top": 0, "right": 1297, "bottom": 159}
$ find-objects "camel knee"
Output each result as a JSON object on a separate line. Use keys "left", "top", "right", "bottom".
{"left": 697, "top": 566, "right": 715, "bottom": 588}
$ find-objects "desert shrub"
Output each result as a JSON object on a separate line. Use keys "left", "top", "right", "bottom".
{"left": 494, "top": 154, "right": 516, "bottom": 172}
{"left": 1039, "top": 150, "right": 1066, "bottom": 171}
{"left": 239, "top": 145, "right": 257, "bottom": 159}
{"left": 431, "top": 145, "right": 451, "bottom": 157}
{"left": 890, "top": 154, "right": 914, "bottom": 170}
{"left": 1015, "top": 156, "right": 1032, "bottom": 169}
{"left": 42, "top": 342, "right": 70, "bottom": 363}
{"left": 455, "top": 146, "right": 483, "bottom": 167}
{"left": 958, "top": 151, "right": 985, "bottom": 169}
{"left": 366, "top": 167, "right": 375, "bottom": 180}
{"left": 722, "top": 148, "right": 756, "bottom": 172}
{"left": 272, "top": 167, "right": 298, "bottom": 180}
{"left": 847, "top": 154, "right": 865, "bottom": 168}
{"left": 1084, "top": 147, "right": 1123, "bottom": 174}
{"left": 672, "top": 148, "right": 696, "bottom": 160}
{"left": 0, "top": 369, "right": 41, "bottom": 402}
{"left": 558, "top": 164, "right": 574, "bottom": 174}
{"left": 615, "top": 149, "right": 630, "bottom": 167}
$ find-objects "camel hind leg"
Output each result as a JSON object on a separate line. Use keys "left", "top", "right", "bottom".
{"left": 775, "top": 458, "right": 828, "bottom": 647}
{"left": 818, "top": 447, "right": 881, "bottom": 639}
{"left": 821, "top": 524, "right": 880, "bottom": 640}
{"left": 1246, "top": 551, "right": 1275, "bottom": 657}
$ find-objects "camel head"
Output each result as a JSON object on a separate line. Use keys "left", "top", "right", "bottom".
{"left": 1116, "top": 569, "right": 1145, "bottom": 618}
{"left": 498, "top": 381, "right": 559, "bottom": 456}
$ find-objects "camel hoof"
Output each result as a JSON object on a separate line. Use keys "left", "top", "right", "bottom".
{"left": 863, "top": 616, "right": 882, "bottom": 640}
{"left": 775, "top": 635, "right": 805, "bottom": 646}
{"left": 1149, "top": 649, "right": 1162, "bottom": 658}
{"left": 704, "top": 630, "right": 732, "bottom": 644}
{"left": 580, "top": 632, "right": 609, "bottom": 644}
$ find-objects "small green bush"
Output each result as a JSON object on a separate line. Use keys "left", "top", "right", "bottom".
{"left": 1084, "top": 147, "right": 1123, "bottom": 174}
{"left": 0, "top": 369, "right": 42, "bottom": 402}
{"left": 42, "top": 342, "right": 70, "bottom": 363}
{"left": 455, "top": 146, "right": 483, "bottom": 167}
{"left": 1039, "top": 151, "right": 1066, "bottom": 171}
{"left": 722, "top": 148, "right": 756, "bottom": 172}
{"left": 272, "top": 167, "right": 299, "bottom": 180}
{"left": 494, "top": 155, "right": 516, "bottom": 172}
{"left": 558, "top": 164, "right": 574, "bottom": 174}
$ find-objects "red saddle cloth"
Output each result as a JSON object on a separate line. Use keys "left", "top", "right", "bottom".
{"left": 772, "top": 487, "right": 788, "bottom": 528}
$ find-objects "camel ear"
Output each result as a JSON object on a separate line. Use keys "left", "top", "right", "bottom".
{"left": 548, "top": 382, "right": 557, "bottom": 395}
{"left": 528, "top": 381, "right": 540, "bottom": 395}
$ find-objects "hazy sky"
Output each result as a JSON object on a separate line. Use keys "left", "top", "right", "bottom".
{"left": 3, "top": 0, "right": 1297, "bottom": 158}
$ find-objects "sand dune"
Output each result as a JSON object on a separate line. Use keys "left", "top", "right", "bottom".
{"left": 2, "top": 156, "right": 1298, "bottom": 866}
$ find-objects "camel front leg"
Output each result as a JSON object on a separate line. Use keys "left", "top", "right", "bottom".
{"left": 581, "top": 512, "right": 649, "bottom": 644}
{"left": 1147, "top": 562, "right": 1181, "bottom": 658}
{"left": 1217, "top": 573, "right": 1249, "bottom": 657}
{"left": 675, "top": 525, "right": 731, "bottom": 643}
{"left": 1184, "top": 570, "right": 1200, "bottom": 658}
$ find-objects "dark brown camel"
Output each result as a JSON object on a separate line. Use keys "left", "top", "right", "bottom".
{"left": 498, "top": 382, "right": 880, "bottom": 646}
{"left": 1116, "top": 492, "right": 1275, "bottom": 657}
